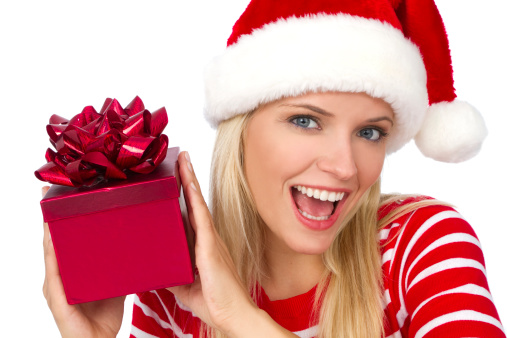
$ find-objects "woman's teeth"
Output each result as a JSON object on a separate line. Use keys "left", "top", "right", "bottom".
{"left": 294, "top": 185, "right": 345, "bottom": 202}
{"left": 293, "top": 185, "right": 346, "bottom": 221}
{"left": 298, "top": 209, "right": 331, "bottom": 221}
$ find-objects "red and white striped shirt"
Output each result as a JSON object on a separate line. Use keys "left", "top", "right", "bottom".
{"left": 130, "top": 202, "right": 505, "bottom": 337}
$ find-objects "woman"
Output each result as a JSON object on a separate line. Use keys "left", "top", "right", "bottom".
{"left": 43, "top": 0, "right": 504, "bottom": 337}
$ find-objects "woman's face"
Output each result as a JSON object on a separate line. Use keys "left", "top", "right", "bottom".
{"left": 243, "top": 91, "right": 394, "bottom": 255}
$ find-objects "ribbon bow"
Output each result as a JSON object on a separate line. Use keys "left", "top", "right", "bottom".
{"left": 35, "top": 96, "right": 169, "bottom": 187}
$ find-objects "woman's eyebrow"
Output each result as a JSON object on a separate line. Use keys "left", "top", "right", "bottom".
{"left": 279, "top": 104, "right": 333, "bottom": 117}
{"left": 367, "top": 116, "right": 394, "bottom": 126}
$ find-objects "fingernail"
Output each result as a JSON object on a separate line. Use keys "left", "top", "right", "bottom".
{"left": 185, "top": 152, "right": 191, "bottom": 163}
{"left": 187, "top": 161, "right": 193, "bottom": 173}
{"left": 190, "top": 182, "right": 197, "bottom": 191}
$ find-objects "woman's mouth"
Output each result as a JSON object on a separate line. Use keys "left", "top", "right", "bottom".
{"left": 290, "top": 185, "right": 347, "bottom": 230}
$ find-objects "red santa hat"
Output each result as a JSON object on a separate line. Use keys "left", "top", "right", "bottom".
{"left": 203, "top": 0, "right": 487, "bottom": 163}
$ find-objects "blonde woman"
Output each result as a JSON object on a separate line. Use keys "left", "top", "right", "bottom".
{"left": 42, "top": 0, "right": 505, "bottom": 337}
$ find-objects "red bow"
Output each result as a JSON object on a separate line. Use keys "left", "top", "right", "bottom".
{"left": 35, "top": 96, "right": 169, "bottom": 187}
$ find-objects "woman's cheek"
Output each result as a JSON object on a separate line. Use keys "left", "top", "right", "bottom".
{"left": 266, "top": 133, "right": 317, "bottom": 174}
{"left": 355, "top": 144, "right": 386, "bottom": 185}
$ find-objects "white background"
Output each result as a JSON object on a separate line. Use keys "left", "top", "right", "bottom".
{"left": 0, "top": 0, "right": 505, "bottom": 336}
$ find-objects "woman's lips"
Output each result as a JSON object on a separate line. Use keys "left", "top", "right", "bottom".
{"left": 289, "top": 185, "right": 349, "bottom": 230}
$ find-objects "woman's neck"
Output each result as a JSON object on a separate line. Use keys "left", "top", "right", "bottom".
{"left": 261, "top": 239, "right": 326, "bottom": 301}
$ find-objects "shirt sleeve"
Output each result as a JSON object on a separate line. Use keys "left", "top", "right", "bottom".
{"left": 386, "top": 205, "right": 505, "bottom": 338}
{"left": 130, "top": 289, "right": 200, "bottom": 338}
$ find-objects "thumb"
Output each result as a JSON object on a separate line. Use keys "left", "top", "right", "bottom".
{"left": 167, "top": 276, "right": 203, "bottom": 311}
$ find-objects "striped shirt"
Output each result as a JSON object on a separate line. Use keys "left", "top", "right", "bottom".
{"left": 131, "top": 202, "right": 505, "bottom": 337}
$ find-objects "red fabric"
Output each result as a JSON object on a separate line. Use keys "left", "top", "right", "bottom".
{"left": 257, "top": 285, "right": 318, "bottom": 332}
{"left": 227, "top": 0, "right": 402, "bottom": 46}
{"left": 131, "top": 203, "right": 505, "bottom": 337}
{"left": 380, "top": 205, "right": 504, "bottom": 337}
{"left": 226, "top": 0, "right": 457, "bottom": 106}
{"left": 396, "top": 0, "right": 456, "bottom": 104}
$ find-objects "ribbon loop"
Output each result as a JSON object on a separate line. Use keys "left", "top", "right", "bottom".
{"left": 123, "top": 110, "right": 151, "bottom": 137}
{"left": 35, "top": 97, "right": 169, "bottom": 187}
{"left": 150, "top": 107, "right": 168, "bottom": 137}
{"left": 124, "top": 96, "right": 145, "bottom": 117}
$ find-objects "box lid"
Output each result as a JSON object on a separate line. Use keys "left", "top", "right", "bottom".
{"left": 41, "top": 147, "right": 181, "bottom": 222}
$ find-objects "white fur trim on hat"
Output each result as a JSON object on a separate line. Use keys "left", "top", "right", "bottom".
{"left": 204, "top": 14, "right": 428, "bottom": 154}
{"left": 414, "top": 100, "right": 487, "bottom": 163}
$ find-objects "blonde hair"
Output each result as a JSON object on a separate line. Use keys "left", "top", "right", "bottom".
{"left": 205, "top": 113, "right": 444, "bottom": 338}
{"left": 210, "top": 112, "right": 266, "bottom": 291}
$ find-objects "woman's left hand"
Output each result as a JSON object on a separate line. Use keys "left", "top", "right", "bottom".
{"left": 168, "top": 152, "right": 295, "bottom": 338}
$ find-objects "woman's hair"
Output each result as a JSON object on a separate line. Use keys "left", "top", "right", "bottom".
{"left": 205, "top": 112, "right": 445, "bottom": 338}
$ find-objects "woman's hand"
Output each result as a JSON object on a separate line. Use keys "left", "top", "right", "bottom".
{"left": 168, "top": 152, "right": 297, "bottom": 338}
{"left": 42, "top": 186, "right": 125, "bottom": 338}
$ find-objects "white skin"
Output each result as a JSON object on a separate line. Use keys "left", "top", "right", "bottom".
{"left": 243, "top": 92, "right": 394, "bottom": 299}
{"left": 42, "top": 91, "right": 393, "bottom": 337}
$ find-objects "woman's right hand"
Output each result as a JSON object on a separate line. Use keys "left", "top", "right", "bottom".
{"left": 168, "top": 152, "right": 297, "bottom": 338}
{"left": 42, "top": 186, "right": 126, "bottom": 338}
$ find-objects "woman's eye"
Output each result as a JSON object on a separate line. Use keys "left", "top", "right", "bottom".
{"left": 358, "top": 128, "right": 382, "bottom": 141}
{"left": 291, "top": 116, "right": 319, "bottom": 129}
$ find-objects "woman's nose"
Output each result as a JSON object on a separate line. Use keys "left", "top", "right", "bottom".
{"left": 316, "top": 140, "right": 357, "bottom": 180}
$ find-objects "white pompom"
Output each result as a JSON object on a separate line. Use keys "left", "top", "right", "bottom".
{"left": 414, "top": 100, "right": 487, "bottom": 163}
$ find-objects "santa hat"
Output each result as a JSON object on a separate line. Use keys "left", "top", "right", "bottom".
{"left": 203, "top": 0, "right": 487, "bottom": 163}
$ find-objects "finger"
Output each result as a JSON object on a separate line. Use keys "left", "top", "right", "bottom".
{"left": 178, "top": 152, "right": 236, "bottom": 272}
{"left": 43, "top": 239, "right": 70, "bottom": 314}
{"left": 43, "top": 275, "right": 48, "bottom": 299}
{"left": 42, "top": 218, "right": 67, "bottom": 310}
{"left": 43, "top": 230, "right": 63, "bottom": 290}
{"left": 167, "top": 284, "right": 190, "bottom": 304}
{"left": 177, "top": 152, "right": 197, "bottom": 229}
{"left": 42, "top": 220, "right": 52, "bottom": 300}
{"left": 184, "top": 178, "right": 217, "bottom": 245}
{"left": 179, "top": 152, "right": 210, "bottom": 225}
{"left": 42, "top": 186, "right": 51, "bottom": 247}
{"left": 42, "top": 186, "right": 50, "bottom": 198}
{"left": 42, "top": 186, "right": 51, "bottom": 300}
{"left": 178, "top": 152, "right": 214, "bottom": 235}
{"left": 178, "top": 151, "right": 202, "bottom": 194}
{"left": 167, "top": 276, "right": 205, "bottom": 317}
{"left": 43, "top": 231, "right": 60, "bottom": 281}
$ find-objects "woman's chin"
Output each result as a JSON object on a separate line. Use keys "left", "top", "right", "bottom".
{"left": 286, "top": 236, "right": 335, "bottom": 256}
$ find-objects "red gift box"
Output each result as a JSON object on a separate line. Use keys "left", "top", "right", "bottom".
{"left": 40, "top": 147, "right": 195, "bottom": 304}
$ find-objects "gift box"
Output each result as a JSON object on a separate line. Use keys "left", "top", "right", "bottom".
{"left": 40, "top": 146, "right": 195, "bottom": 304}
{"left": 36, "top": 97, "right": 195, "bottom": 304}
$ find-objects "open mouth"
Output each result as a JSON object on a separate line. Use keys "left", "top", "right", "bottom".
{"left": 291, "top": 185, "right": 345, "bottom": 221}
